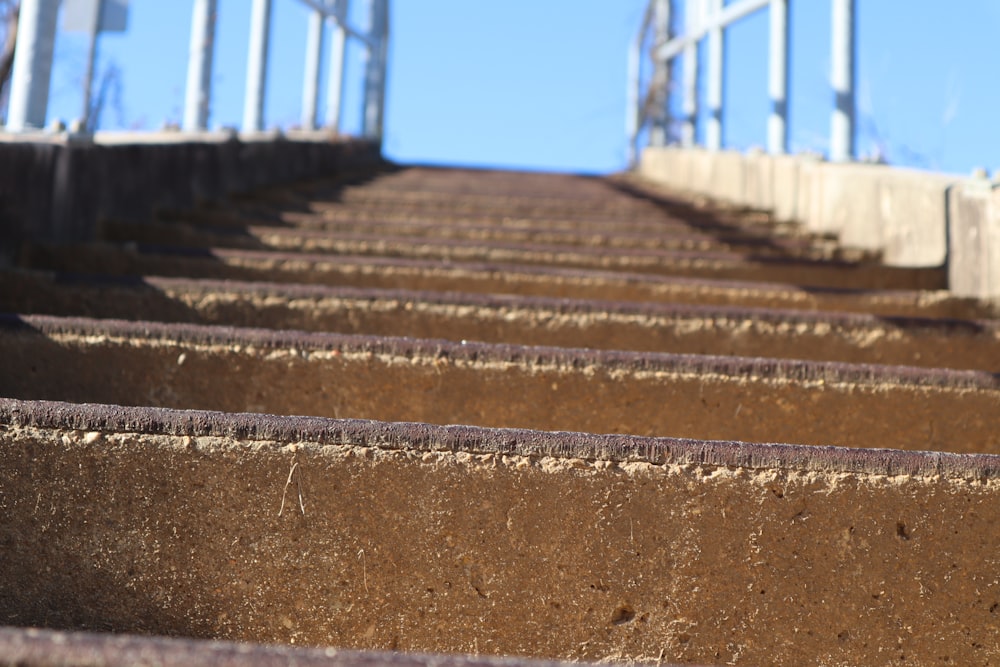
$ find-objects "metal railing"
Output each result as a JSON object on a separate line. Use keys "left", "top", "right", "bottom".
{"left": 627, "top": 0, "right": 856, "bottom": 166}
{"left": 6, "top": 0, "right": 389, "bottom": 139}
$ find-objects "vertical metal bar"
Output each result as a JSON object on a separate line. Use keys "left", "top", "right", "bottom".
{"left": 680, "top": 0, "right": 699, "bottom": 147}
{"left": 183, "top": 0, "right": 217, "bottom": 131}
{"left": 625, "top": 23, "right": 641, "bottom": 165}
{"left": 376, "top": 0, "right": 389, "bottom": 139}
{"left": 830, "top": 0, "right": 855, "bottom": 162}
{"left": 301, "top": 8, "right": 324, "bottom": 130}
{"left": 324, "top": 0, "right": 348, "bottom": 131}
{"left": 361, "top": 0, "right": 387, "bottom": 140}
{"left": 767, "top": 0, "right": 789, "bottom": 154}
{"left": 648, "top": 0, "right": 671, "bottom": 147}
{"left": 705, "top": 0, "right": 723, "bottom": 150}
{"left": 6, "top": 0, "right": 60, "bottom": 131}
{"left": 80, "top": 0, "right": 103, "bottom": 131}
{"left": 242, "top": 0, "right": 272, "bottom": 132}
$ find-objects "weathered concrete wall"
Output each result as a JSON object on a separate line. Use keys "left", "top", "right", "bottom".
{"left": 0, "top": 131, "right": 382, "bottom": 260}
{"left": 637, "top": 147, "right": 1000, "bottom": 300}
{"left": 948, "top": 179, "right": 1000, "bottom": 298}
{"left": 4, "top": 399, "right": 1000, "bottom": 665}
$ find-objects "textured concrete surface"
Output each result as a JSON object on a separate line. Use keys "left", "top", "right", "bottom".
{"left": 948, "top": 179, "right": 1000, "bottom": 299}
{"left": 25, "top": 243, "right": 971, "bottom": 318}
{"left": 3, "top": 400, "right": 1000, "bottom": 665}
{"left": 3, "top": 271, "right": 1000, "bottom": 371}
{"left": 2, "top": 314, "right": 999, "bottom": 451}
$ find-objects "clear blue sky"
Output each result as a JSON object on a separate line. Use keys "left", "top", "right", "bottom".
{"left": 43, "top": 0, "right": 1000, "bottom": 175}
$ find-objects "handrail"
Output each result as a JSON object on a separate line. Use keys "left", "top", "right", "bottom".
{"left": 5, "top": 0, "right": 390, "bottom": 141}
{"left": 627, "top": 0, "right": 855, "bottom": 166}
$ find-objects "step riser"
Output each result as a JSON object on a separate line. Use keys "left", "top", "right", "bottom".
{"left": 5, "top": 275, "right": 999, "bottom": 372}
{"left": 3, "top": 318, "right": 998, "bottom": 452}
{"left": 25, "top": 245, "right": 978, "bottom": 318}
{"left": 3, "top": 401, "right": 999, "bottom": 666}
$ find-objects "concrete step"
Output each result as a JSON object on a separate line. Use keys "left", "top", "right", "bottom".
{"left": 22, "top": 241, "right": 983, "bottom": 318}
{"left": 5, "top": 161, "right": 1000, "bottom": 667}
{"left": 106, "top": 218, "right": 843, "bottom": 260}
{"left": 4, "top": 271, "right": 999, "bottom": 371}
{"left": 26, "top": 240, "right": 948, "bottom": 296}
{"left": 3, "top": 399, "right": 1000, "bottom": 666}
{"left": 3, "top": 314, "right": 998, "bottom": 451}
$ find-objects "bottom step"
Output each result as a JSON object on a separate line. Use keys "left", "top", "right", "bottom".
{"left": 2, "top": 399, "right": 999, "bottom": 666}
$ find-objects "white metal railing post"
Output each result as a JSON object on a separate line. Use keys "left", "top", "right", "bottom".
{"left": 324, "top": 0, "right": 348, "bottom": 131}
{"left": 648, "top": 0, "right": 671, "bottom": 147}
{"left": 242, "top": 0, "right": 272, "bottom": 132}
{"left": 6, "top": 0, "right": 60, "bottom": 131}
{"left": 705, "top": 0, "right": 724, "bottom": 150}
{"left": 377, "top": 0, "right": 389, "bottom": 139}
{"left": 361, "top": 0, "right": 387, "bottom": 140}
{"left": 300, "top": 6, "right": 324, "bottom": 130}
{"left": 680, "top": 0, "right": 700, "bottom": 147}
{"left": 183, "top": 0, "right": 217, "bottom": 132}
{"left": 767, "top": 0, "right": 789, "bottom": 154}
{"left": 626, "top": 27, "right": 641, "bottom": 164}
{"left": 830, "top": 0, "right": 855, "bottom": 162}
{"left": 626, "top": 1, "right": 654, "bottom": 166}
{"left": 79, "top": 0, "right": 104, "bottom": 131}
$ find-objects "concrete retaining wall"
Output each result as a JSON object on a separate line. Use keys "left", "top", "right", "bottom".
{"left": 638, "top": 147, "right": 1000, "bottom": 299}
{"left": 0, "top": 131, "right": 382, "bottom": 260}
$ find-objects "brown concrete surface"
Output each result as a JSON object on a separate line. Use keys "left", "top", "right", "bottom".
{"left": 104, "top": 218, "right": 841, "bottom": 260}
{"left": 2, "top": 314, "right": 999, "bottom": 452}
{"left": 27, "top": 239, "right": 945, "bottom": 291}
{"left": 3, "top": 271, "right": 1000, "bottom": 372}
{"left": 22, "top": 243, "right": 988, "bottom": 320}
{"left": 3, "top": 399, "right": 1000, "bottom": 666}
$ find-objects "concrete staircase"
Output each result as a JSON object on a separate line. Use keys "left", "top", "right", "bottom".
{"left": 3, "top": 162, "right": 1000, "bottom": 666}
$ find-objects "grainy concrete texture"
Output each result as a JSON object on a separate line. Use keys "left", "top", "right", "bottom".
{"left": 3, "top": 271, "right": 999, "bottom": 371}
{"left": 3, "top": 400, "right": 1000, "bottom": 666}
{"left": 2, "top": 315, "right": 999, "bottom": 452}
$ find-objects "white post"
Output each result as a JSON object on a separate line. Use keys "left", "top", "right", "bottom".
{"left": 183, "top": 0, "right": 217, "bottom": 132}
{"left": 79, "top": 0, "right": 103, "bottom": 131}
{"left": 705, "top": 0, "right": 724, "bottom": 150}
{"left": 325, "top": 0, "right": 348, "bottom": 130}
{"left": 648, "top": 0, "right": 671, "bottom": 147}
{"left": 767, "top": 0, "right": 789, "bottom": 154}
{"left": 626, "top": 23, "right": 641, "bottom": 165}
{"left": 7, "top": 0, "right": 60, "bottom": 131}
{"left": 830, "top": 0, "right": 855, "bottom": 162}
{"left": 680, "top": 0, "right": 699, "bottom": 147}
{"left": 300, "top": 8, "right": 324, "bottom": 130}
{"left": 361, "top": 0, "right": 387, "bottom": 140}
{"left": 242, "top": 0, "right": 272, "bottom": 132}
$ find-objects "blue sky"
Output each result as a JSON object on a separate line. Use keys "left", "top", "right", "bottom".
{"left": 43, "top": 0, "right": 1000, "bottom": 175}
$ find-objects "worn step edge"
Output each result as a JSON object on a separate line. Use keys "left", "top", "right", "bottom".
{"left": 105, "top": 219, "right": 825, "bottom": 258}
{"left": 3, "top": 398, "right": 999, "bottom": 481}
{"left": 29, "top": 242, "right": 947, "bottom": 295}
{"left": 24, "top": 244, "right": 989, "bottom": 319}
{"left": 6, "top": 270, "right": 1000, "bottom": 374}
{"left": 6, "top": 313, "right": 998, "bottom": 392}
